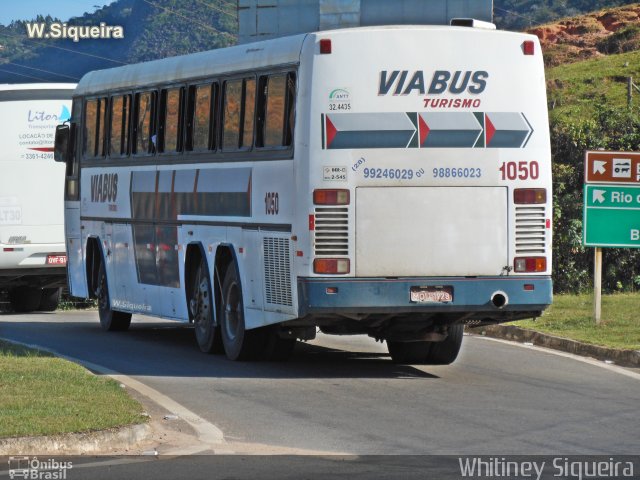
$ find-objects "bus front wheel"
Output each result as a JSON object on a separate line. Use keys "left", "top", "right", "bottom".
{"left": 191, "top": 257, "right": 222, "bottom": 353}
{"left": 220, "top": 265, "right": 265, "bottom": 361}
{"left": 96, "top": 261, "right": 131, "bottom": 331}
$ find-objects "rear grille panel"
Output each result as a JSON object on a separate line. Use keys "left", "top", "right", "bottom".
{"left": 314, "top": 207, "right": 349, "bottom": 256}
{"left": 515, "top": 206, "right": 547, "bottom": 255}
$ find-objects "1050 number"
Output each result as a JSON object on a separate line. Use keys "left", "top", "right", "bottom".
{"left": 499, "top": 161, "right": 539, "bottom": 180}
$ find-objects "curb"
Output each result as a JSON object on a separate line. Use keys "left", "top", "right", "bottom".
{"left": 0, "top": 423, "right": 151, "bottom": 456}
{"left": 468, "top": 324, "right": 640, "bottom": 368}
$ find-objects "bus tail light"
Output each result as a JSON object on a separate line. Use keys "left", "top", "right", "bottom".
{"left": 523, "top": 40, "right": 535, "bottom": 55}
{"left": 313, "top": 189, "right": 350, "bottom": 205}
{"left": 514, "top": 257, "right": 546, "bottom": 273}
{"left": 314, "top": 258, "right": 350, "bottom": 274}
{"left": 319, "top": 39, "right": 332, "bottom": 54}
{"left": 514, "top": 188, "right": 546, "bottom": 204}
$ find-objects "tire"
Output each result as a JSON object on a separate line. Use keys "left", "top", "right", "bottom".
{"left": 191, "top": 257, "right": 223, "bottom": 353}
{"left": 387, "top": 340, "right": 431, "bottom": 364}
{"left": 425, "top": 324, "right": 464, "bottom": 365}
{"left": 39, "top": 287, "right": 62, "bottom": 312}
{"left": 8, "top": 286, "right": 42, "bottom": 313}
{"left": 387, "top": 324, "right": 464, "bottom": 365}
{"left": 263, "top": 327, "right": 296, "bottom": 361}
{"left": 220, "top": 265, "right": 265, "bottom": 361}
{"left": 96, "top": 261, "right": 131, "bottom": 331}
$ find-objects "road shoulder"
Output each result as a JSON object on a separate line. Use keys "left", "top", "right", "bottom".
{"left": 468, "top": 324, "right": 640, "bottom": 368}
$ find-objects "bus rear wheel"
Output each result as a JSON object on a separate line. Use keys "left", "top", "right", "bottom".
{"left": 387, "top": 324, "right": 464, "bottom": 365}
{"left": 191, "top": 257, "right": 222, "bottom": 353}
{"left": 8, "top": 286, "right": 42, "bottom": 313}
{"left": 96, "top": 261, "right": 131, "bottom": 331}
{"left": 426, "top": 324, "right": 464, "bottom": 365}
{"left": 220, "top": 265, "right": 265, "bottom": 361}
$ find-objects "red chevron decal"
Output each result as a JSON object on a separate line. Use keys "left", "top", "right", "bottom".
{"left": 485, "top": 114, "right": 496, "bottom": 146}
{"left": 326, "top": 116, "right": 337, "bottom": 148}
{"left": 419, "top": 115, "right": 429, "bottom": 146}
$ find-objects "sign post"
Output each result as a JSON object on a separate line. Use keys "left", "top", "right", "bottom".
{"left": 583, "top": 151, "right": 640, "bottom": 323}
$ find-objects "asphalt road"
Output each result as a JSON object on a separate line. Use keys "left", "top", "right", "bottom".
{"left": 1, "top": 310, "right": 639, "bottom": 456}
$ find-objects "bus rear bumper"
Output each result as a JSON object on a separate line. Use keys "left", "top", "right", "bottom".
{"left": 297, "top": 276, "right": 552, "bottom": 321}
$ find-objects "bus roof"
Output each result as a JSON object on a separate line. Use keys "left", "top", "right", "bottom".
{"left": 74, "top": 24, "right": 535, "bottom": 97}
{"left": 74, "top": 33, "right": 308, "bottom": 97}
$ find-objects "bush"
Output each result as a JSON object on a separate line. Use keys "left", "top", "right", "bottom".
{"left": 551, "top": 104, "right": 640, "bottom": 293}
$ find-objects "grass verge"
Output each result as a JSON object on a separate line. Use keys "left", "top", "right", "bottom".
{"left": 0, "top": 340, "right": 145, "bottom": 438}
{"left": 546, "top": 49, "right": 640, "bottom": 121}
{"left": 513, "top": 293, "right": 640, "bottom": 351}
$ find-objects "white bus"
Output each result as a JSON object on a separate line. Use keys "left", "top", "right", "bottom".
{"left": 1, "top": 83, "right": 74, "bottom": 312}
{"left": 55, "top": 23, "right": 552, "bottom": 364}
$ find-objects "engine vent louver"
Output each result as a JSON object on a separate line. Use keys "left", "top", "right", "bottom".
{"left": 515, "top": 206, "right": 546, "bottom": 255}
{"left": 314, "top": 207, "right": 349, "bottom": 256}
{"left": 263, "top": 237, "right": 292, "bottom": 307}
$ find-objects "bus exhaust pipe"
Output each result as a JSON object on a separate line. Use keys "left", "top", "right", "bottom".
{"left": 491, "top": 291, "right": 508, "bottom": 309}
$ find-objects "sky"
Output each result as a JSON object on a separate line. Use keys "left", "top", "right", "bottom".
{"left": 0, "top": 1, "right": 106, "bottom": 25}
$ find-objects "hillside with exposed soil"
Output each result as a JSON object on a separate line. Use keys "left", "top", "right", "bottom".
{"left": 528, "top": 3, "right": 640, "bottom": 65}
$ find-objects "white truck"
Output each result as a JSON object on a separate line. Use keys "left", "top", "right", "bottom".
{"left": 0, "top": 83, "right": 75, "bottom": 312}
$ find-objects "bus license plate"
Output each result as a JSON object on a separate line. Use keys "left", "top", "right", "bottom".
{"left": 410, "top": 286, "right": 453, "bottom": 303}
{"left": 47, "top": 255, "right": 67, "bottom": 266}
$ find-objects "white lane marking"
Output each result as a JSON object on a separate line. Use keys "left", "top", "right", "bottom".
{"left": 473, "top": 335, "right": 640, "bottom": 381}
{"left": 0, "top": 338, "right": 227, "bottom": 449}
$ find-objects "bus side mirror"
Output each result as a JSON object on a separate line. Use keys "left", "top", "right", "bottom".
{"left": 54, "top": 124, "right": 70, "bottom": 163}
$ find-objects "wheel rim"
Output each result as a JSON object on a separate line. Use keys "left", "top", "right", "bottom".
{"left": 223, "top": 281, "right": 241, "bottom": 342}
{"left": 193, "top": 267, "right": 211, "bottom": 336}
{"left": 97, "top": 269, "right": 108, "bottom": 311}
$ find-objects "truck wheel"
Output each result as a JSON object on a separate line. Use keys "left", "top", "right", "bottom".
{"left": 39, "top": 288, "right": 62, "bottom": 312}
{"left": 220, "top": 265, "right": 265, "bottom": 361}
{"left": 425, "top": 324, "right": 464, "bottom": 365}
{"left": 191, "top": 257, "right": 223, "bottom": 353}
{"left": 96, "top": 261, "right": 131, "bottom": 331}
{"left": 8, "top": 287, "right": 42, "bottom": 313}
{"left": 387, "top": 340, "right": 431, "bottom": 364}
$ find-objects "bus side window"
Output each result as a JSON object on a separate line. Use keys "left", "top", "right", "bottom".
{"left": 284, "top": 72, "right": 296, "bottom": 147}
{"left": 223, "top": 79, "right": 242, "bottom": 150}
{"left": 84, "top": 99, "right": 98, "bottom": 157}
{"left": 242, "top": 77, "right": 256, "bottom": 149}
{"left": 256, "top": 71, "right": 296, "bottom": 149}
{"left": 96, "top": 98, "right": 108, "bottom": 157}
{"left": 109, "top": 95, "right": 130, "bottom": 157}
{"left": 134, "top": 91, "right": 156, "bottom": 155}
{"left": 159, "top": 87, "right": 183, "bottom": 153}
{"left": 186, "top": 83, "right": 218, "bottom": 152}
{"left": 223, "top": 77, "right": 255, "bottom": 151}
{"left": 257, "top": 74, "right": 286, "bottom": 148}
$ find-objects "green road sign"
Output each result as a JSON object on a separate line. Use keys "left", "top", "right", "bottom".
{"left": 583, "top": 184, "right": 640, "bottom": 247}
